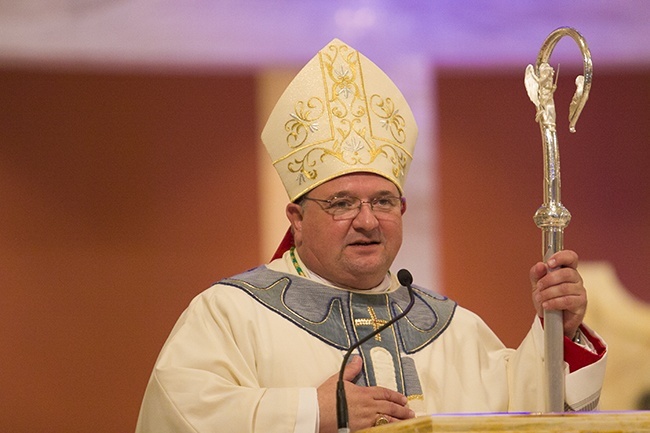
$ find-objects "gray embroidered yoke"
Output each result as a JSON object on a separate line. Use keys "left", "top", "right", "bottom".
{"left": 220, "top": 266, "right": 456, "bottom": 399}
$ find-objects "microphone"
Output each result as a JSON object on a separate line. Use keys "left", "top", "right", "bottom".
{"left": 336, "top": 269, "right": 416, "bottom": 433}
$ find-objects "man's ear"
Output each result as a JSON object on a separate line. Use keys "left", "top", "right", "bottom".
{"left": 400, "top": 197, "right": 407, "bottom": 215}
{"left": 286, "top": 202, "right": 304, "bottom": 233}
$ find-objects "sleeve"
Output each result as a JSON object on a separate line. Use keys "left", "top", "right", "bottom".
{"left": 564, "top": 324, "right": 608, "bottom": 411}
{"left": 563, "top": 325, "right": 607, "bottom": 372}
{"left": 506, "top": 317, "right": 608, "bottom": 412}
{"left": 135, "top": 287, "right": 320, "bottom": 433}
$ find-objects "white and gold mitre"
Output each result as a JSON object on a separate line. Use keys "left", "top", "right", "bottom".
{"left": 261, "top": 38, "right": 418, "bottom": 202}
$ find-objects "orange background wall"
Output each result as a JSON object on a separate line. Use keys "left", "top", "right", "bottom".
{"left": 1, "top": 65, "right": 648, "bottom": 432}
{"left": 0, "top": 68, "right": 259, "bottom": 433}
{"left": 437, "top": 68, "right": 650, "bottom": 347}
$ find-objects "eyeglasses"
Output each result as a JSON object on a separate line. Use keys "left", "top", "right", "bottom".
{"left": 301, "top": 195, "right": 403, "bottom": 220}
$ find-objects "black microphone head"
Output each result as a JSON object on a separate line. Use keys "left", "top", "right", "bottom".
{"left": 397, "top": 269, "right": 413, "bottom": 287}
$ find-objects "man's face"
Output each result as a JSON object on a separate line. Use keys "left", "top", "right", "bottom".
{"left": 287, "top": 173, "right": 405, "bottom": 290}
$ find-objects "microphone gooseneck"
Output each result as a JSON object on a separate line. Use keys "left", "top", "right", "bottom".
{"left": 336, "top": 269, "right": 416, "bottom": 433}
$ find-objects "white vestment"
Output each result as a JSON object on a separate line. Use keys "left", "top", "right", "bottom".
{"left": 136, "top": 251, "right": 607, "bottom": 433}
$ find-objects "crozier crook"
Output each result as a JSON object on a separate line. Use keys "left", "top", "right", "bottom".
{"left": 524, "top": 27, "right": 593, "bottom": 413}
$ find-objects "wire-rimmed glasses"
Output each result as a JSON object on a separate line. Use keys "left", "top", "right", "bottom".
{"left": 301, "top": 195, "right": 403, "bottom": 220}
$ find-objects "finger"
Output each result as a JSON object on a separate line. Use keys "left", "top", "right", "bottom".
{"left": 372, "top": 386, "right": 408, "bottom": 406}
{"left": 342, "top": 355, "right": 363, "bottom": 382}
{"left": 547, "top": 250, "right": 579, "bottom": 270}
{"left": 536, "top": 279, "right": 586, "bottom": 313}
{"left": 375, "top": 400, "right": 415, "bottom": 421}
{"left": 537, "top": 267, "right": 581, "bottom": 290}
{"left": 534, "top": 271, "right": 583, "bottom": 308}
{"left": 536, "top": 279, "right": 579, "bottom": 304}
{"left": 529, "top": 262, "right": 548, "bottom": 288}
{"left": 539, "top": 289, "right": 585, "bottom": 311}
{"left": 537, "top": 288, "right": 582, "bottom": 310}
{"left": 374, "top": 414, "right": 397, "bottom": 426}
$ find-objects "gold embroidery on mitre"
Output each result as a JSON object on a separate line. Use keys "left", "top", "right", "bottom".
{"left": 262, "top": 39, "right": 417, "bottom": 201}
{"left": 285, "top": 98, "right": 324, "bottom": 149}
{"left": 282, "top": 41, "right": 411, "bottom": 187}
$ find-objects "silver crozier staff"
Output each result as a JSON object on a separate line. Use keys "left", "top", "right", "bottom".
{"left": 524, "top": 26, "right": 593, "bottom": 413}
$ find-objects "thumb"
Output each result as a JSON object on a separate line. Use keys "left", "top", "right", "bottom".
{"left": 342, "top": 355, "right": 363, "bottom": 382}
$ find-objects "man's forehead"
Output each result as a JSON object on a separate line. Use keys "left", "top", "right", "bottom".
{"left": 313, "top": 173, "right": 400, "bottom": 195}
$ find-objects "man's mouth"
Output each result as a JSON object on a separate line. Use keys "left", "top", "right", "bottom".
{"left": 348, "top": 240, "right": 380, "bottom": 247}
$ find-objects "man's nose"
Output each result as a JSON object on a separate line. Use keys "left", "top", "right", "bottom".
{"left": 352, "top": 201, "right": 380, "bottom": 228}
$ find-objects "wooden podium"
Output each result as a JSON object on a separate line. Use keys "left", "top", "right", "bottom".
{"left": 360, "top": 411, "right": 650, "bottom": 432}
